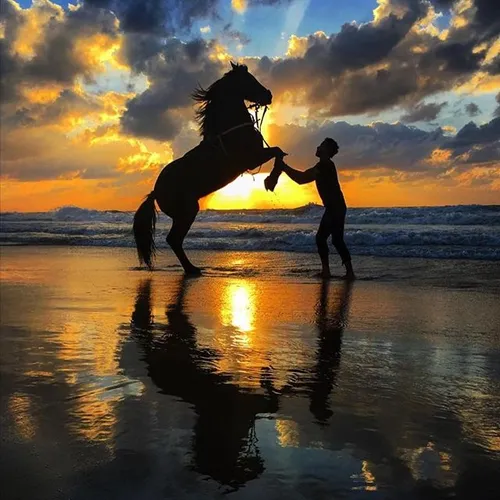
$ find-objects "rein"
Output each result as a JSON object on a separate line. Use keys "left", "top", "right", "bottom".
{"left": 248, "top": 103, "right": 270, "bottom": 147}
{"left": 213, "top": 102, "right": 270, "bottom": 175}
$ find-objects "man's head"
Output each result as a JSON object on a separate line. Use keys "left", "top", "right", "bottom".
{"left": 316, "top": 138, "right": 339, "bottom": 159}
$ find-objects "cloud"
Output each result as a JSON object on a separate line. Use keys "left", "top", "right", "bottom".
{"left": 0, "top": 0, "right": 120, "bottom": 107}
{"left": 84, "top": 0, "right": 292, "bottom": 34}
{"left": 446, "top": 117, "right": 500, "bottom": 150}
{"left": 465, "top": 102, "right": 481, "bottom": 116}
{"left": 267, "top": 116, "right": 500, "bottom": 175}
{"left": 120, "top": 38, "right": 225, "bottom": 140}
{"left": 231, "top": 0, "right": 292, "bottom": 15}
{"left": 401, "top": 101, "right": 448, "bottom": 122}
{"left": 1, "top": 0, "right": 498, "bottom": 192}
{"left": 83, "top": 0, "right": 219, "bottom": 34}
{"left": 268, "top": 119, "right": 445, "bottom": 173}
{"left": 495, "top": 92, "right": 500, "bottom": 117}
{"left": 221, "top": 23, "right": 251, "bottom": 45}
{"left": 253, "top": 0, "right": 500, "bottom": 118}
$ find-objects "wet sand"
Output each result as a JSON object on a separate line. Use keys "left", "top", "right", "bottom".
{"left": 1, "top": 247, "right": 500, "bottom": 499}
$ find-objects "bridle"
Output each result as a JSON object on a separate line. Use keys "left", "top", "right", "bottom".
{"left": 213, "top": 102, "right": 271, "bottom": 157}
{"left": 247, "top": 103, "right": 270, "bottom": 147}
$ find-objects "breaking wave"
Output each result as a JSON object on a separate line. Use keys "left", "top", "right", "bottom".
{"left": 1, "top": 204, "right": 499, "bottom": 260}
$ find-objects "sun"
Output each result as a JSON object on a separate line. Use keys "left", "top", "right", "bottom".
{"left": 217, "top": 174, "right": 256, "bottom": 199}
{"left": 203, "top": 172, "right": 317, "bottom": 209}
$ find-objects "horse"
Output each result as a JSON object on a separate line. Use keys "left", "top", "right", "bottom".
{"left": 132, "top": 61, "right": 286, "bottom": 275}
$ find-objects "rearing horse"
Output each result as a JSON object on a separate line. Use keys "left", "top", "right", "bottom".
{"left": 133, "top": 62, "right": 286, "bottom": 275}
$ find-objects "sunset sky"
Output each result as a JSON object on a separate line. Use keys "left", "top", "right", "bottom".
{"left": 1, "top": 0, "right": 499, "bottom": 211}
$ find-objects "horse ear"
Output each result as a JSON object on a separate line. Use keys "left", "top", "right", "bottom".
{"left": 230, "top": 61, "right": 236, "bottom": 69}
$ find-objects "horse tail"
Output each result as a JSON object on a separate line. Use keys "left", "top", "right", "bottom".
{"left": 133, "top": 191, "right": 157, "bottom": 270}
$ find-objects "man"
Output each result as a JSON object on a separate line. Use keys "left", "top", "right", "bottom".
{"left": 272, "top": 138, "right": 355, "bottom": 280}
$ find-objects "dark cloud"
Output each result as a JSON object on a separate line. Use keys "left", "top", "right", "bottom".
{"left": 401, "top": 101, "right": 447, "bottom": 123}
{"left": 485, "top": 55, "right": 500, "bottom": 75}
{"left": 267, "top": 116, "right": 500, "bottom": 174}
{"left": 428, "top": 0, "right": 456, "bottom": 7}
{"left": 465, "top": 102, "right": 481, "bottom": 117}
{"left": 0, "top": 0, "right": 120, "bottom": 102}
{"left": 459, "top": 142, "right": 500, "bottom": 165}
{"left": 265, "top": 3, "right": 423, "bottom": 88}
{"left": 84, "top": 0, "right": 219, "bottom": 34}
{"left": 120, "top": 38, "right": 224, "bottom": 140}
{"left": 84, "top": 0, "right": 292, "bottom": 35}
{"left": 447, "top": 117, "right": 500, "bottom": 149}
{"left": 0, "top": 39, "right": 22, "bottom": 104}
{"left": 495, "top": 92, "right": 500, "bottom": 118}
{"left": 255, "top": 0, "right": 499, "bottom": 118}
{"left": 221, "top": 24, "right": 251, "bottom": 46}
{"left": 268, "top": 120, "right": 445, "bottom": 173}
{"left": 4, "top": 90, "right": 100, "bottom": 129}
{"left": 472, "top": 0, "right": 500, "bottom": 37}
{"left": 26, "top": 7, "right": 119, "bottom": 85}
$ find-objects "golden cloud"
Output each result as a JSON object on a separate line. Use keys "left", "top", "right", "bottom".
{"left": 286, "top": 34, "right": 308, "bottom": 58}
{"left": 232, "top": 0, "right": 248, "bottom": 15}
{"left": 10, "top": 0, "right": 65, "bottom": 59}
{"left": 426, "top": 148, "right": 453, "bottom": 166}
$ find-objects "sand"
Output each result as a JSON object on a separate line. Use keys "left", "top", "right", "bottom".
{"left": 1, "top": 246, "right": 499, "bottom": 499}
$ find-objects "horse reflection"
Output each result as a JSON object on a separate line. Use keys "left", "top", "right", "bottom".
{"left": 309, "top": 280, "right": 352, "bottom": 424}
{"left": 130, "top": 277, "right": 278, "bottom": 490}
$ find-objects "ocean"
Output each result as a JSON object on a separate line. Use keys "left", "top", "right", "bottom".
{"left": 1, "top": 204, "right": 499, "bottom": 261}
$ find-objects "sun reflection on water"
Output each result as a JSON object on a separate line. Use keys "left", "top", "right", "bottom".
{"left": 221, "top": 281, "right": 256, "bottom": 345}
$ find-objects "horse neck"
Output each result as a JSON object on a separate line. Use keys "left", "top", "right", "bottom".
{"left": 205, "top": 97, "right": 251, "bottom": 137}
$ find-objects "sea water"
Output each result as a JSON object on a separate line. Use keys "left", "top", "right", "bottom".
{"left": 1, "top": 204, "right": 499, "bottom": 260}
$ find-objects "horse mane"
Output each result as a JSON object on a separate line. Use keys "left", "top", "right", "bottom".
{"left": 192, "top": 84, "right": 215, "bottom": 137}
{"left": 192, "top": 64, "right": 248, "bottom": 137}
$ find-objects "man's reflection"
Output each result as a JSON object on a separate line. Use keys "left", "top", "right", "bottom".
{"left": 309, "top": 279, "right": 352, "bottom": 424}
{"left": 130, "top": 277, "right": 278, "bottom": 490}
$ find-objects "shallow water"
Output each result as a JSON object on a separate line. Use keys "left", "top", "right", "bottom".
{"left": 1, "top": 247, "right": 500, "bottom": 499}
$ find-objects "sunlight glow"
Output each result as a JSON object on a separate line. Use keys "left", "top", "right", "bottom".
{"left": 205, "top": 173, "right": 317, "bottom": 209}
{"left": 221, "top": 281, "right": 256, "bottom": 337}
{"left": 232, "top": 0, "right": 247, "bottom": 15}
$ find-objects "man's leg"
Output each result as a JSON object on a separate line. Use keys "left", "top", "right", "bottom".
{"left": 331, "top": 210, "right": 355, "bottom": 279}
{"left": 316, "top": 209, "right": 333, "bottom": 278}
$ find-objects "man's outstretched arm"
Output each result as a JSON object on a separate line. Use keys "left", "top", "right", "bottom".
{"left": 280, "top": 161, "right": 316, "bottom": 185}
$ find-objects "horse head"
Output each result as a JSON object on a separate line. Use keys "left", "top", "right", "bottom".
{"left": 227, "top": 61, "right": 272, "bottom": 106}
{"left": 192, "top": 62, "right": 272, "bottom": 138}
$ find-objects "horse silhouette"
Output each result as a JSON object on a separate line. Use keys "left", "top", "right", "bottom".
{"left": 128, "top": 277, "right": 279, "bottom": 490}
{"left": 133, "top": 62, "right": 286, "bottom": 274}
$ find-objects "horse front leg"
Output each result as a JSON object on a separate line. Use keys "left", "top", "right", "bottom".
{"left": 256, "top": 147, "right": 286, "bottom": 192}
{"left": 253, "top": 146, "right": 286, "bottom": 165}
{"left": 243, "top": 146, "right": 286, "bottom": 191}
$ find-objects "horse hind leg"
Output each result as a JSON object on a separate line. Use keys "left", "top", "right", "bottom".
{"left": 166, "top": 201, "right": 201, "bottom": 275}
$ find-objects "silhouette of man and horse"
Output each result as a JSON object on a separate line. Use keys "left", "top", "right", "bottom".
{"left": 133, "top": 62, "right": 354, "bottom": 278}
{"left": 133, "top": 62, "right": 287, "bottom": 275}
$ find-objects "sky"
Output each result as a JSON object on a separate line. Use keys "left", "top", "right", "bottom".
{"left": 0, "top": 0, "right": 499, "bottom": 211}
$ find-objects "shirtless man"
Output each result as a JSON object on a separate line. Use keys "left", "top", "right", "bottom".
{"left": 273, "top": 138, "right": 355, "bottom": 280}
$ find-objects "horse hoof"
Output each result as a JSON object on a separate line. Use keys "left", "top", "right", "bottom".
{"left": 185, "top": 266, "right": 202, "bottom": 276}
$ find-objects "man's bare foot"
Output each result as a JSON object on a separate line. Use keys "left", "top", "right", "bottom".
{"left": 319, "top": 270, "right": 332, "bottom": 279}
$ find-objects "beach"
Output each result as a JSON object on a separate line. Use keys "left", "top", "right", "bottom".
{"left": 1, "top": 245, "right": 499, "bottom": 499}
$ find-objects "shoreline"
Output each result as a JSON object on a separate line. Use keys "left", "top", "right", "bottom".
{"left": 2, "top": 246, "right": 500, "bottom": 292}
